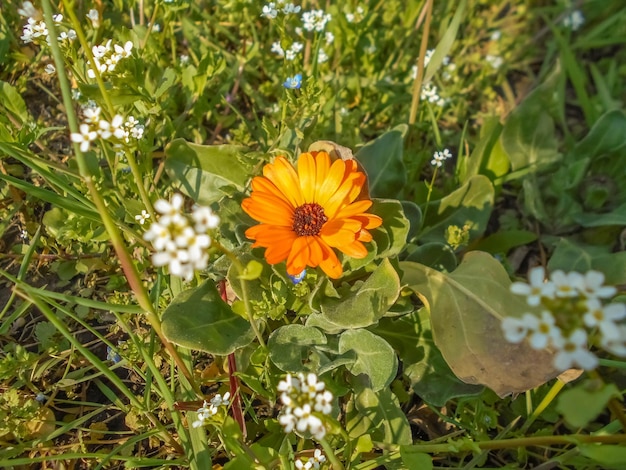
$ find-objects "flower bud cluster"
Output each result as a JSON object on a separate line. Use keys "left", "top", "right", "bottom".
{"left": 143, "top": 194, "right": 219, "bottom": 281}
{"left": 502, "top": 267, "right": 626, "bottom": 371}
{"left": 277, "top": 373, "right": 333, "bottom": 441}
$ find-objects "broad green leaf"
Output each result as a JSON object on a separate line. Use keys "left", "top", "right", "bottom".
{"left": 500, "top": 68, "right": 561, "bottom": 171}
{"left": 473, "top": 230, "right": 538, "bottom": 255}
{"left": 318, "top": 258, "right": 401, "bottom": 330}
{"left": 374, "top": 311, "right": 483, "bottom": 406}
{"left": 0, "top": 81, "right": 29, "bottom": 122}
{"left": 556, "top": 381, "right": 620, "bottom": 428}
{"left": 419, "top": 175, "right": 494, "bottom": 244}
{"left": 400, "top": 200, "right": 422, "bottom": 243}
{"left": 572, "top": 202, "right": 626, "bottom": 227}
{"left": 401, "top": 252, "right": 560, "bottom": 397}
{"left": 400, "top": 446, "right": 434, "bottom": 469}
{"left": 164, "top": 139, "right": 249, "bottom": 205}
{"left": 579, "top": 444, "right": 626, "bottom": 469}
{"left": 268, "top": 325, "right": 327, "bottom": 372}
{"left": 569, "top": 110, "right": 626, "bottom": 162}
{"left": 346, "top": 387, "right": 411, "bottom": 445}
{"left": 356, "top": 125, "right": 407, "bottom": 199}
{"left": 162, "top": 280, "right": 254, "bottom": 355}
{"left": 547, "top": 238, "right": 626, "bottom": 285}
{"left": 458, "top": 116, "right": 508, "bottom": 184}
{"left": 371, "top": 199, "right": 410, "bottom": 259}
{"left": 404, "top": 242, "right": 457, "bottom": 272}
{"left": 338, "top": 329, "right": 397, "bottom": 391}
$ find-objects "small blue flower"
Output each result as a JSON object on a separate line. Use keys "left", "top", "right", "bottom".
{"left": 288, "top": 269, "right": 306, "bottom": 285}
{"left": 106, "top": 346, "right": 122, "bottom": 364}
{"left": 283, "top": 73, "right": 302, "bottom": 89}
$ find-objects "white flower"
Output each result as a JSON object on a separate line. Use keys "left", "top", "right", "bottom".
{"left": 271, "top": 41, "right": 285, "bottom": 57}
{"left": 574, "top": 271, "right": 616, "bottom": 299}
{"left": 192, "top": 206, "right": 220, "bottom": 232}
{"left": 601, "top": 325, "right": 626, "bottom": 357}
{"left": 317, "top": 48, "right": 328, "bottom": 64}
{"left": 325, "top": 32, "right": 334, "bottom": 44}
{"left": 87, "top": 9, "right": 100, "bottom": 27}
{"left": 583, "top": 299, "right": 626, "bottom": 340}
{"left": 44, "top": 64, "right": 56, "bottom": 74}
{"left": 552, "top": 329, "right": 598, "bottom": 371}
{"left": 52, "top": 14, "right": 63, "bottom": 23}
{"left": 490, "top": 30, "right": 501, "bottom": 41}
{"left": 302, "top": 9, "right": 331, "bottom": 32}
{"left": 486, "top": 54, "right": 503, "bottom": 69}
{"left": 135, "top": 209, "right": 151, "bottom": 225}
{"left": 18, "top": 1, "right": 40, "bottom": 19}
{"left": 420, "top": 82, "right": 446, "bottom": 107}
{"left": 83, "top": 106, "right": 102, "bottom": 124}
{"left": 98, "top": 115, "right": 126, "bottom": 140}
{"left": 114, "top": 41, "right": 133, "bottom": 58}
{"left": 70, "top": 124, "right": 98, "bottom": 152}
{"left": 262, "top": 3, "right": 278, "bottom": 19}
{"left": 562, "top": 10, "right": 584, "bottom": 31}
{"left": 510, "top": 266, "right": 555, "bottom": 306}
{"left": 283, "top": 3, "right": 301, "bottom": 14}
{"left": 526, "top": 311, "right": 561, "bottom": 350}
{"left": 501, "top": 315, "right": 531, "bottom": 343}
{"left": 550, "top": 270, "right": 583, "bottom": 298}
{"left": 430, "top": 149, "right": 452, "bottom": 168}
{"left": 277, "top": 372, "right": 333, "bottom": 441}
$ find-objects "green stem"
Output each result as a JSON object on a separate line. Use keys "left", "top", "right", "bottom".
{"left": 42, "top": 0, "right": 198, "bottom": 395}
{"left": 408, "top": 0, "right": 433, "bottom": 125}
{"left": 420, "top": 166, "right": 438, "bottom": 231}
{"left": 319, "top": 435, "right": 345, "bottom": 470}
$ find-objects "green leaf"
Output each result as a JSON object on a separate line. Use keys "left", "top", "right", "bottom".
{"left": 268, "top": 325, "right": 327, "bottom": 372}
{"left": 473, "top": 230, "right": 538, "bottom": 255}
{"left": 404, "top": 242, "right": 457, "bottom": 272}
{"left": 0, "top": 81, "right": 29, "bottom": 122}
{"left": 500, "top": 68, "right": 561, "bottom": 172}
{"left": 400, "top": 446, "right": 434, "bottom": 470}
{"left": 569, "top": 110, "right": 626, "bottom": 162}
{"left": 164, "top": 139, "right": 250, "bottom": 205}
{"left": 579, "top": 444, "right": 626, "bottom": 469}
{"left": 419, "top": 175, "right": 494, "bottom": 244}
{"left": 356, "top": 125, "right": 408, "bottom": 199}
{"left": 401, "top": 252, "right": 560, "bottom": 397}
{"left": 572, "top": 202, "right": 626, "bottom": 227}
{"left": 548, "top": 238, "right": 626, "bottom": 285}
{"left": 374, "top": 311, "right": 483, "bottom": 406}
{"left": 371, "top": 199, "right": 411, "bottom": 259}
{"left": 239, "top": 260, "right": 264, "bottom": 280}
{"left": 338, "top": 329, "right": 397, "bottom": 391}
{"left": 346, "top": 387, "right": 411, "bottom": 445}
{"left": 458, "top": 116, "right": 508, "bottom": 184}
{"left": 317, "top": 258, "right": 401, "bottom": 330}
{"left": 556, "top": 381, "right": 620, "bottom": 428}
{"left": 162, "top": 280, "right": 255, "bottom": 355}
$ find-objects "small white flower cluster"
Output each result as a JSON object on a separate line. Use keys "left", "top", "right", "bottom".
{"left": 486, "top": 54, "right": 503, "bottom": 70}
{"left": 143, "top": 194, "right": 220, "bottom": 281}
{"left": 411, "top": 50, "right": 456, "bottom": 80}
{"left": 421, "top": 82, "right": 446, "bottom": 107}
{"left": 278, "top": 373, "right": 333, "bottom": 441}
{"left": 70, "top": 106, "right": 145, "bottom": 152}
{"left": 431, "top": 149, "right": 453, "bottom": 168}
{"left": 271, "top": 41, "right": 304, "bottom": 61}
{"left": 87, "top": 39, "right": 133, "bottom": 79}
{"left": 135, "top": 209, "right": 150, "bottom": 225}
{"left": 345, "top": 6, "right": 365, "bottom": 23}
{"left": 19, "top": 3, "right": 76, "bottom": 46}
{"left": 502, "top": 267, "right": 626, "bottom": 371}
{"left": 191, "top": 392, "right": 231, "bottom": 428}
{"left": 562, "top": 10, "right": 585, "bottom": 31}
{"left": 86, "top": 9, "right": 100, "bottom": 27}
{"left": 295, "top": 449, "right": 327, "bottom": 470}
{"left": 302, "top": 9, "right": 331, "bottom": 32}
{"left": 262, "top": 1, "right": 301, "bottom": 19}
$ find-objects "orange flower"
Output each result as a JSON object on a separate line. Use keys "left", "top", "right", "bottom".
{"left": 242, "top": 151, "right": 382, "bottom": 279}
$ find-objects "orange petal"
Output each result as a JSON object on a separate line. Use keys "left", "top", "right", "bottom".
{"left": 323, "top": 172, "right": 366, "bottom": 219}
{"left": 320, "top": 218, "right": 361, "bottom": 247}
{"left": 315, "top": 158, "right": 346, "bottom": 208}
{"left": 297, "top": 153, "right": 316, "bottom": 203}
{"left": 337, "top": 239, "right": 368, "bottom": 259}
{"left": 251, "top": 177, "right": 295, "bottom": 208}
{"left": 334, "top": 199, "right": 373, "bottom": 219}
{"left": 318, "top": 243, "right": 343, "bottom": 278}
{"left": 245, "top": 225, "right": 296, "bottom": 264}
{"left": 263, "top": 156, "right": 304, "bottom": 207}
{"left": 286, "top": 236, "right": 310, "bottom": 275}
{"left": 242, "top": 193, "right": 294, "bottom": 226}
{"left": 313, "top": 152, "right": 332, "bottom": 202}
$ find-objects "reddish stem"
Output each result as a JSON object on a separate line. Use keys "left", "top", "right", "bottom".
{"left": 218, "top": 280, "right": 247, "bottom": 439}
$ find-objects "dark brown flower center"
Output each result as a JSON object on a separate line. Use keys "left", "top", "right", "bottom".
{"left": 292, "top": 203, "right": 328, "bottom": 236}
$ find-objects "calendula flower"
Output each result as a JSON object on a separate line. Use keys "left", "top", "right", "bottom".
{"left": 242, "top": 152, "right": 382, "bottom": 278}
